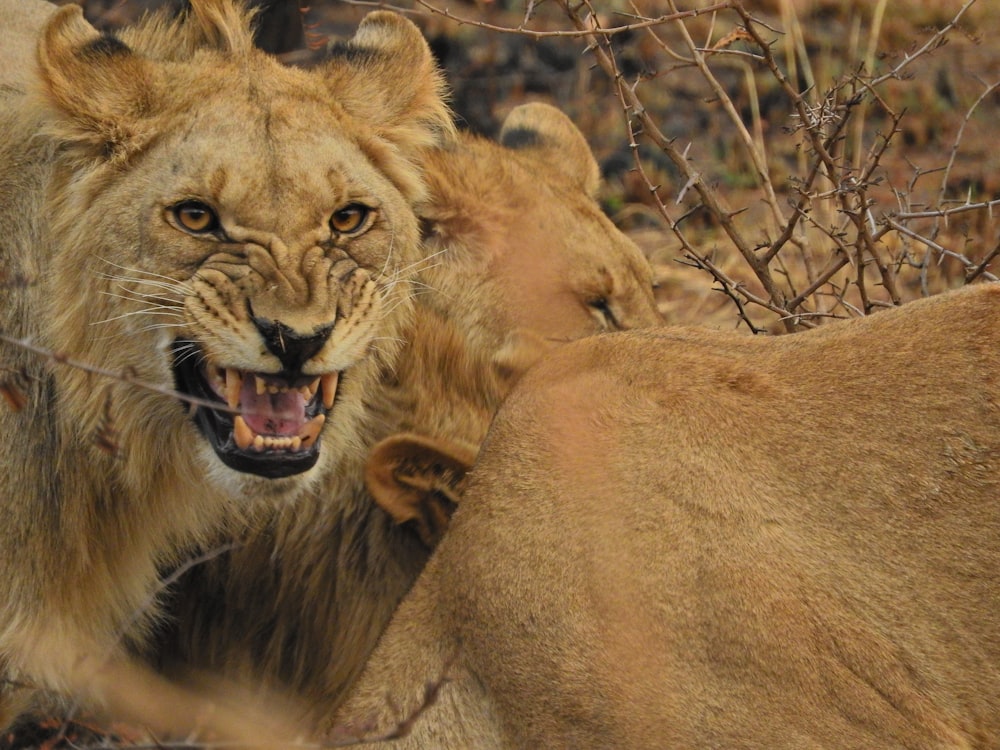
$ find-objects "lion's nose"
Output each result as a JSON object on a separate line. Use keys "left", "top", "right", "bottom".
{"left": 253, "top": 316, "right": 333, "bottom": 374}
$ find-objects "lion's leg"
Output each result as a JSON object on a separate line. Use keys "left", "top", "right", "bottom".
{"left": 6, "top": 629, "right": 306, "bottom": 747}
{"left": 73, "top": 656, "right": 306, "bottom": 748}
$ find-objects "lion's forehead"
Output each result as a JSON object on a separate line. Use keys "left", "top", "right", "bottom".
{"left": 143, "top": 120, "right": 408, "bottom": 235}
{"left": 158, "top": 129, "right": 382, "bottom": 197}
{"left": 149, "top": 62, "right": 386, "bottom": 187}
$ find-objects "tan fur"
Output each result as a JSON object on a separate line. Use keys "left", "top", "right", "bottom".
{"left": 157, "top": 301, "right": 521, "bottom": 724}
{"left": 418, "top": 102, "right": 663, "bottom": 349}
{"left": 0, "top": 0, "right": 55, "bottom": 93}
{"left": 335, "top": 283, "right": 1000, "bottom": 748}
{"left": 0, "top": 0, "right": 453, "bottom": 738}
{"left": 157, "top": 103, "right": 663, "bottom": 728}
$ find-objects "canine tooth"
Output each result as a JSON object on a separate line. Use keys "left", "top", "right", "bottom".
{"left": 234, "top": 415, "right": 254, "bottom": 450}
{"left": 321, "top": 373, "right": 339, "bottom": 409}
{"left": 299, "top": 413, "right": 326, "bottom": 448}
{"left": 255, "top": 375, "right": 267, "bottom": 396}
{"left": 225, "top": 369, "right": 242, "bottom": 409}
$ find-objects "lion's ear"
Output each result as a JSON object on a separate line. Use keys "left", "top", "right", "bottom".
{"left": 325, "top": 12, "right": 455, "bottom": 155}
{"left": 366, "top": 432, "right": 477, "bottom": 551}
{"left": 499, "top": 102, "right": 601, "bottom": 197}
{"left": 36, "top": 6, "right": 157, "bottom": 161}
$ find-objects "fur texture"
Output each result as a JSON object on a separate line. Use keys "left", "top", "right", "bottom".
{"left": 0, "top": 0, "right": 452, "bottom": 737}
{"left": 157, "top": 103, "right": 663, "bottom": 729}
{"left": 419, "top": 102, "right": 663, "bottom": 350}
{"left": 336, "top": 283, "right": 1000, "bottom": 748}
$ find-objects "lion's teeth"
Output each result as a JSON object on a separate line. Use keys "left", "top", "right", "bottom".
{"left": 299, "top": 413, "right": 326, "bottom": 448}
{"left": 300, "top": 378, "right": 319, "bottom": 401}
{"left": 321, "top": 373, "right": 339, "bottom": 409}
{"left": 253, "top": 434, "right": 265, "bottom": 452}
{"left": 233, "top": 415, "right": 254, "bottom": 449}
{"left": 255, "top": 375, "right": 267, "bottom": 396}
{"left": 225, "top": 369, "right": 242, "bottom": 409}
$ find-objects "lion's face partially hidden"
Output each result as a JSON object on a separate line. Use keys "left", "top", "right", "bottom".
{"left": 418, "top": 102, "right": 662, "bottom": 350}
{"left": 27, "top": 4, "right": 453, "bottom": 495}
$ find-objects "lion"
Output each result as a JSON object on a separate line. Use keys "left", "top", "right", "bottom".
{"left": 0, "top": 0, "right": 453, "bottom": 739}
{"left": 418, "top": 101, "right": 663, "bottom": 349}
{"left": 154, "top": 101, "right": 663, "bottom": 729}
{"left": 333, "top": 282, "right": 1000, "bottom": 748}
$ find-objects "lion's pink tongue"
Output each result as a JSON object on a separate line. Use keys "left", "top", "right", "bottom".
{"left": 240, "top": 378, "right": 306, "bottom": 436}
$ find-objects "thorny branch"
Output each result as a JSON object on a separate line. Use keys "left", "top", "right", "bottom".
{"left": 542, "top": 0, "right": 998, "bottom": 331}
{"left": 0, "top": 332, "right": 236, "bottom": 415}
{"left": 342, "top": 0, "right": 731, "bottom": 38}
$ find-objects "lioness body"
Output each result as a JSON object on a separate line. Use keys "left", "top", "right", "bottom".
{"left": 0, "top": 0, "right": 451, "bottom": 735}
{"left": 159, "top": 103, "right": 662, "bottom": 726}
{"left": 337, "top": 283, "right": 1000, "bottom": 748}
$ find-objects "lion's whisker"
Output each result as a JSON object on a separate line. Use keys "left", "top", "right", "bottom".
{"left": 97, "top": 260, "right": 194, "bottom": 288}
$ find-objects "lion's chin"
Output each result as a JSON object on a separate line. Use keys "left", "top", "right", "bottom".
{"left": 170, "top": 341, "right": 340, "bottom": 479}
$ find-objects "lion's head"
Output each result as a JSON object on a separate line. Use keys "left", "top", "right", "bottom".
{"left": 417, "top": 102, "right": 663, "bottom": 349}
{"left": 11, "top": 2, "right": 453, "bottom": 496}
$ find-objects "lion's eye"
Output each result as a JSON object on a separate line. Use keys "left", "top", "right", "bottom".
{"left": 330, "top": 203, "right": 373, "bottom": 235}
{"left": 588, "top": 297, "right": 621, "bottom": 331}
{"left": 171, "top": 201, "right": 220, "bottom": 235}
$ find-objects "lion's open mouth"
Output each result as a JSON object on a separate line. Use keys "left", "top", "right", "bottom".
{"left": 171, "top": 342, "right": 338, "bottom": 478}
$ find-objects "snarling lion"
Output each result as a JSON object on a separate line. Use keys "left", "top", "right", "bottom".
{"left": 335, "top": 282, "right": 1000, "bottom": 748}
{"left": 0, "top": 0, "right": 452, "bottom": 737}
{"left": 156, "top": 102, "right": 663, "bottom": 728}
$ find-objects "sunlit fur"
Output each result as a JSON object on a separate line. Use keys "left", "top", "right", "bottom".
{"left": 157, "top": 103, "right": 664, "bottom": 729}
{"left": 0, "top": 0, "right": 452, "bottom": 736}
{"left": 336, "top": 283, "right": 1000, "bottom": 748}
